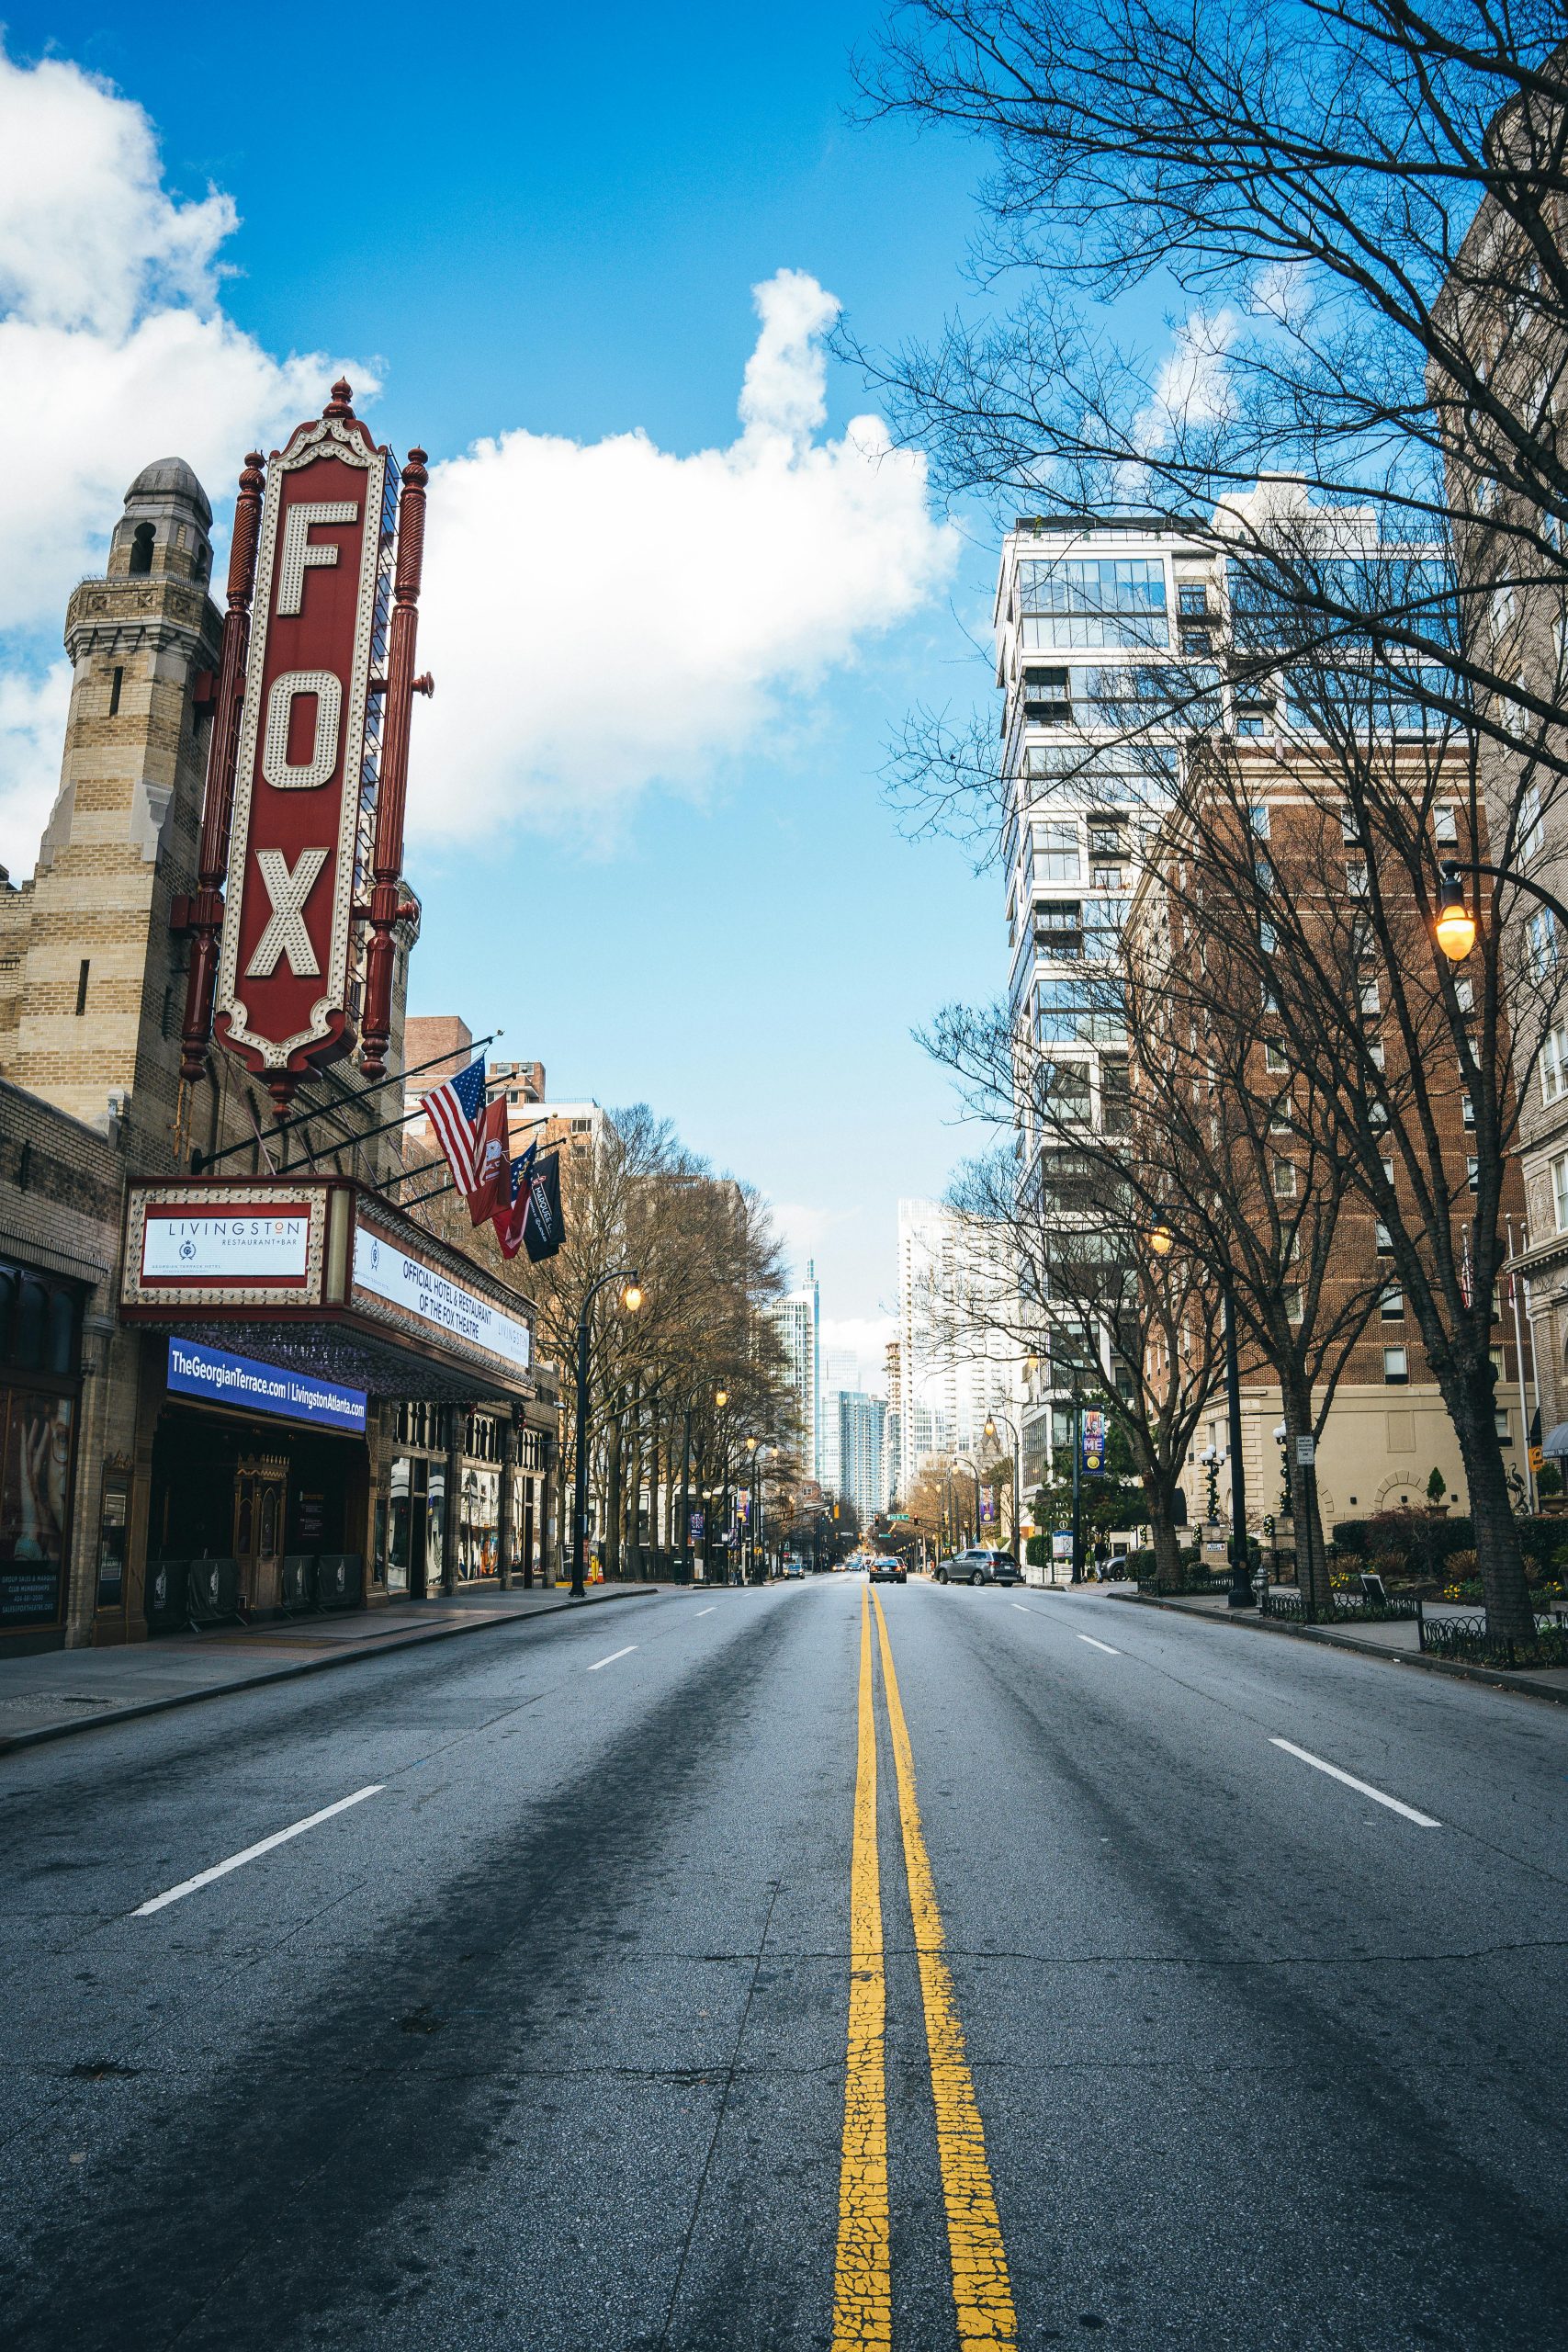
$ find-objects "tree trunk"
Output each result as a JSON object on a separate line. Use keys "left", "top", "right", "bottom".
{"left": 1449, "top": 1364, "right": 1534, "bottom": 1642}
{"left": 1280, "top": 1372, "right": 1332, "bottom": 1621}
{"left": 1142, "top": 1468, "right": 1185, "bottom": 1589}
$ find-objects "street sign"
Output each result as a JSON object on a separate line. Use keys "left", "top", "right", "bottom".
{"left": 1295, "top": 1435, "right": 1316, "bottom": 1466}
{"left": 1081, "top": 1408, "right": 1106, "bottom": 1475}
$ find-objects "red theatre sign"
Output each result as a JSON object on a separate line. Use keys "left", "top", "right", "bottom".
{"left": 182, "top": 380, "right": 429, "bottom": 1105}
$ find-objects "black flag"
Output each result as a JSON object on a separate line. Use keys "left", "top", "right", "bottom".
{"left": 521, "top": 1148, "right": 565, "bottom": 1262}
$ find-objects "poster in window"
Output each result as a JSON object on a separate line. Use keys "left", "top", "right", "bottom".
{"left": 0, "top": 1391, "right": 74, "bottom": 1625}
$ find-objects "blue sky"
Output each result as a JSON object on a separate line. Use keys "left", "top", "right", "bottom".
{"left": 0, "top": 3, "right": 1021, "bottom": 1357}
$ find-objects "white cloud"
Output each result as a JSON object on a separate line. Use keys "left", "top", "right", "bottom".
{"left": 0, "top": 42, "right": 365, "bottom": 870}
{"left": 0, "top": 662, "right": 71, "bottom": 876}
{"left": 1134, "top": 305, "right": 1238, "bottom": 457}
{"left": 0, "top": 48, "right": 953, "bottom": 875}
{"left": 773, "top": 1200, "right": 852, "bottom": 1273}
{"left": 821, "top": 1315, "right": 897, "bottom": 1396}
{"left": 414, "top": 268, "right": 958, "bottom": 842}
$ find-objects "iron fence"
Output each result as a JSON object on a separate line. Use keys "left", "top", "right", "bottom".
{"left": 1416, "top": 1602, "right": 1568, "bottom": 1670}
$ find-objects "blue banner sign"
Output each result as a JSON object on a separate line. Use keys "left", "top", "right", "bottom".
{"left": 1081, "top": 1407, "right": 1106, "bottom": 1476}
{"left": 166, "top": 1339, "right": 367, "bottom": 1433}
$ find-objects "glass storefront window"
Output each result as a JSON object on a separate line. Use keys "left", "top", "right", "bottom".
{"left": 458, "top": 1464, "right": 500, "bottom": 1578}
{"left": 0, "top": 1387, "right": 75, "bottom": 1629}
{"left": 425, "top": 1467, "right": 446, "bottom": 1592}
{"left": 387, "top": 1454, "right": 422, "bottom": 1596}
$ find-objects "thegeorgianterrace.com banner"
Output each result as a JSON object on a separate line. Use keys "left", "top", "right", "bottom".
{"left": 166, "top": 1340, "right": 367, "bottom": 1432}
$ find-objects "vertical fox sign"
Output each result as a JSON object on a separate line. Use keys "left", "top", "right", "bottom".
{"left": 182, "top": 381, "right": 430, "bottom": 1106}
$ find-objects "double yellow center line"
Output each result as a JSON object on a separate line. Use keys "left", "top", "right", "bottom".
{"left": 831, "top": 1586, "right": 1017, "bottom": 2350}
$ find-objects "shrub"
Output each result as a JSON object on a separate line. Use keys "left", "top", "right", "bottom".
{"left": 1426, "top": 1465, "right": 1447, "bottom": 1505}
{"left": 1538, "top": 1464, "right": 1562, "bottom": 1498}
{"left": 1444, "top": 1549, "right": 1477, "bottom": 1580}
{"left": 1516, "top": 1518, "right": 1566, "bottom": 1572}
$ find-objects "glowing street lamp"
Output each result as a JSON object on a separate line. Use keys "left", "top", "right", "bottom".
{"left": 1435, "top": 864, "right": 1477, "bottom": 961}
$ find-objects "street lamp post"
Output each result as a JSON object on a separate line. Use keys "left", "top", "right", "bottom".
{"left": 953, "top": 1454, "right": 983, "bottom": 1549}
{"left": 572, "top": 1268, "right": 641, "bottom": 1600}
{"left": 746, "top": 1438, "right": 771, "bottom": 1582}
{"left": 983, "top": 1410, "right": 1022, "bottom": 1570}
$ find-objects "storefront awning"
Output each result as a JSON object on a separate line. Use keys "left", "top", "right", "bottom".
{"left": 120, "top": 1177, "right": 543, "bottom": 1404}
{"left": 1543, "top": 1422, "right": 1568, "bottom": 1456}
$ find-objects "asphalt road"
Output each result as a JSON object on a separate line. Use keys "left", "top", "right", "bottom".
{"left": 3, "top": 1574, "right": 1565, "bottom": 2350}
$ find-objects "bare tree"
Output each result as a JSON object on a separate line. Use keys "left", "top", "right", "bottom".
{"left": 1138, "top": 616, "right": 1546, "bottom": 1636}
{"left": 856, "top": 3, "right": 1568, "bottom": 753}
{"left": 405, "top": 1108, "right": 794, "bottom": 1577}
{"left": 919, "top": 1032, "right": 1227, "bottom": 1582}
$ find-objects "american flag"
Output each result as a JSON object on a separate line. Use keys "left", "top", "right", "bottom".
{"left": 422, "top": 1057, "right": 487, "bottom": 1195}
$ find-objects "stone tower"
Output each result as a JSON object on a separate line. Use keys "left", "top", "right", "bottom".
{"left": 0, "top": 459, "right": 223, "bottom": 1155}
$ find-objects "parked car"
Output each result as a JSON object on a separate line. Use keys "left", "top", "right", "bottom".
{"left": 937, "top": 1547, "right": 1023, "bottom": 1588}
{"left": 868, "top": 1556, "right": 907, "bottom": 1585}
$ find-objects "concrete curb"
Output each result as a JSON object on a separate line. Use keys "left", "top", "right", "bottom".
{"left": 1118, "top": 1589, "right": 1568, "bottom": 1707}
{"left": 0, "top": 1585, "right": 662, "bottom": 1758}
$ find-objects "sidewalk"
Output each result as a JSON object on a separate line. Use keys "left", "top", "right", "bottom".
{"left": 1116, "top": 1587, "right": 1568, "bottom": 1704}
{"left": 0, "top": 1582, "right": 661, "bottom": 1755}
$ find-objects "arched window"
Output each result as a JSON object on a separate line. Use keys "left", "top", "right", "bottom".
{"left": 129, "top": 522, "right": 155, "bottom": 576}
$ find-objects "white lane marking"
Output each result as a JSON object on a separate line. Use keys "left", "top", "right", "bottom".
{"left": 1077, "top": 1634, "right": 1122, "bottom": 1656}
{"left": 588, "top": 1645, "right": 637, "bottom": 1671}
{"left": 1012, "top": 1602, "right": 1031, "bottom": 1613}
{"left": 1269, "top": 1737, "right": 1440, "bottom": 1827}
{"left": 134, "top": 1785, "right": 384, "bottom": 1917}
{"left": 696, "top": 1607, "right": 716, "bottom": 1618}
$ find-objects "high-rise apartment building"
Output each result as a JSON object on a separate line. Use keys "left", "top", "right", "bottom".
{"left": 836, "top": 1389, "right": 886, "bottom": 1526}
{"left": 768, "top": 1259, "right": 820, "bottom": 1480}
{"left": 897, "top": 1198, "right": 1015, "bottom": 1474}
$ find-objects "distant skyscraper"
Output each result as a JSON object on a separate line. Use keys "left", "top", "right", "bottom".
{"left": 897, "top": 1198, "right": 1018, "bottom": 1473}
{"left": 768, "top": 1259, "right": 821, "bottom": 1478}
{"left": 837, "top": 1390, "right": 886, "bottom": 1526}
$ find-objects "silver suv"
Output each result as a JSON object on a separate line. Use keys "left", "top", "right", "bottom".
{"left": 937, "top": 1547, "right": 1022, "bottom": 1588}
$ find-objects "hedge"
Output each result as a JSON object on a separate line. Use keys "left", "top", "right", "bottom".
{"left": 1330, "top": 1513, "right": 1564, "bottom": 1577}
